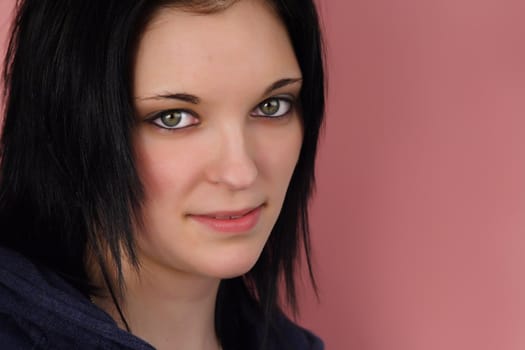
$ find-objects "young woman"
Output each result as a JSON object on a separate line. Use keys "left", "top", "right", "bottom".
{"left": 0, "top": 0, "right": 325, "bottom": 349}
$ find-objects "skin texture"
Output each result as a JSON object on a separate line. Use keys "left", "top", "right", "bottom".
{"left": 132, "top": 0, "right": 303, "bottom": 284}
{"left": 92, "top": 1, "right": 303, "bottom": 349}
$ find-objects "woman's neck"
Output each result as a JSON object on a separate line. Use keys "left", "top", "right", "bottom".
{"left": 92, "top": 260, "right": 222, "bottom": 350}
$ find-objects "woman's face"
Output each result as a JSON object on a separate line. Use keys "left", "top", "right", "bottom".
{"left": 132, "top": 0, "right": 302, "bottom": 279}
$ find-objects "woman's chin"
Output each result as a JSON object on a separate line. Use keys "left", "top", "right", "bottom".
{"left": 200, "top": 251, "right": 263, "bottom": 280}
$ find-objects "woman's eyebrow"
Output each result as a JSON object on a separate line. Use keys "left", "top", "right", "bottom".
{"left": 136, "top": 93, "right": 200, "bottom": 104}
{"left": 264, "top": 77, "right": 303, "bottom": 95}
{"left": 136, "top": 78, "right": 302, "bottom": 103}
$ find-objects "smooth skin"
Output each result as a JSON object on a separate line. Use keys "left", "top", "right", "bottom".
{"left": 94, "top": 1, "right": 304, "bottom": 349}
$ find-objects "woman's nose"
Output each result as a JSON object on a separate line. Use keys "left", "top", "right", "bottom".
{"left": 206, "top": 127, "right": 258, "bottom": 190}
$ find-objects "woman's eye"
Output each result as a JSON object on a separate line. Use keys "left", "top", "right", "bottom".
{"left": 149, "top": 110, "right": 199, "bottom": 130}
{"left": 252, "top": 97, "right": 293, "bottom": 118}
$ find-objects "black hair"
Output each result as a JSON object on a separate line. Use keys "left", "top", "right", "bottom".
{"left": 1, "top": 0, "right": 325, "bottom": 348}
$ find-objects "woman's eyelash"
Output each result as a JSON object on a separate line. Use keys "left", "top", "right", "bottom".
{"left": 146, "top": 109, "right": 200, "bottom": 130}
{"left": 142, "top": 96, "right": 297, "bottom": 130}
{"left": 251, "top": 96, "right": 296, "bottom": 118}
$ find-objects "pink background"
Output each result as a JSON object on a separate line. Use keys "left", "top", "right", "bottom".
{"left": 2, "top": 0, "right": 525, "bottom": 349}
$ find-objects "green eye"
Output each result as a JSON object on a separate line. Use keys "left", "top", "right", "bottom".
{"left": 253, "top": 97, "right": 293, "bottom": 118}
{"left": 149, "top": 109, "right": 199, "bottom": 130}
{"left": 260, "top": 99, "right": 280, "bottom": 115}
{"left": 160, "top": 111, "right": 183, "bottom": 127}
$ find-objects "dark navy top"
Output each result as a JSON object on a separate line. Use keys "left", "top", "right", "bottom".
{"left": 0, "top": 246, "right": 323, "bottom": 349}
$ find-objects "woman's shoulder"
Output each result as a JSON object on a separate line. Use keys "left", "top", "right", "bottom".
{"left": 0, "top": 246, "right": 88, "bottom": 348}
{"left": 0, "top": 245, "right": 83, "bottom": 310}
{"left": 271, "top": 313, "right": 324, "bottom": 350}
{"left": 0, "top": 246, "right": 153, "bottom": 350}
{"left": 0, "top": 246, "right": 60, "bottom": 348}
{"left": 223, "top": 282, "right": 323, "bottom": 350}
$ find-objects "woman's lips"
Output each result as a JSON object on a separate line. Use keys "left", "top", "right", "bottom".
{"left": 189, "top": 205, "right": 263, "bottom": 234}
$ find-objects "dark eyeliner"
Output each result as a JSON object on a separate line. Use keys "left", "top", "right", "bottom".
{"left": 144, "top": 108, "right": 200, "bottom": 130}
{"left": 254, "top": 95, "right": 296, "bottom": 119}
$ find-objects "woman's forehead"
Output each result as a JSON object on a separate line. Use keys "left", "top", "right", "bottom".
{"left": 151, "top": 0, "right": 241, "bottom": 14}
{"left": 133, "top": 0, "right": 300, "bottom": 101}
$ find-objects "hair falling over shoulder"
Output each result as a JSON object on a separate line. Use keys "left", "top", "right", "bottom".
{"left": 0, "top": 0, "right": 325, "bottom": 347}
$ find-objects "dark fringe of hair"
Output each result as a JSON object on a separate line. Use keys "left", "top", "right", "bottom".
{"left": 1, "top": 1, "right": 325, "bottom": 348}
